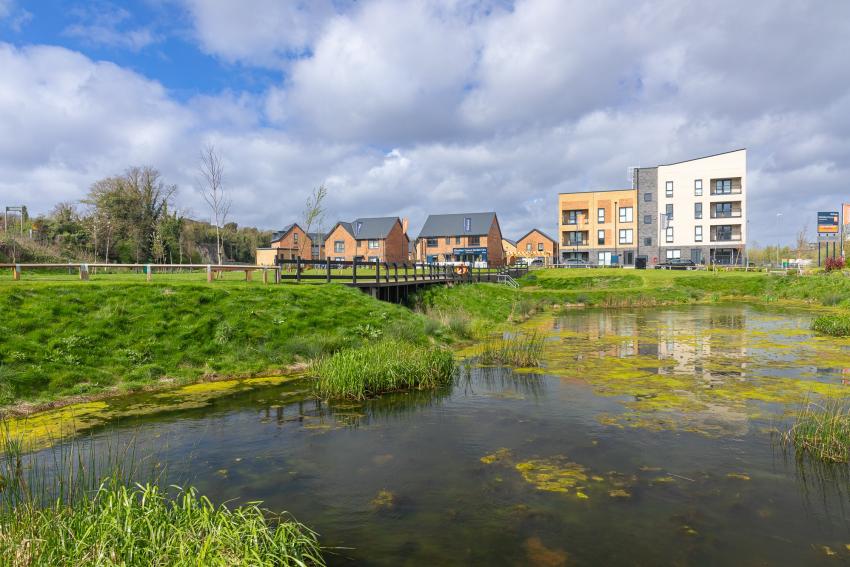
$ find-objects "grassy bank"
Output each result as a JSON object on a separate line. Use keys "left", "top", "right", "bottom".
{"left": 0, "top": 282, "right": 435, "bottom": 408}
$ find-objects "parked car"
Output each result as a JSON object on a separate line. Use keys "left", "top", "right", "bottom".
{"left": 655, "top": 258, "right": 698, "bottom": 270}
{"left": 561, "top": 258, "right": 593, "bottom": 268}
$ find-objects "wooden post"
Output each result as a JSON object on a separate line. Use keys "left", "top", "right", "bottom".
{"left": 12, "top": 264, "right": 20, "bottom": 281}
{"left": 394, "top": 263, "right": 399, "bottom": 282}
{"left": 296, "top": 258, "right": 302, "bottom": 283}
{"left": 246, "top": 269, "right": 252, "bottom": 282}
{"left": 146, "top": 264, "right": 152, "bottom": 282}
{"left": 80, "top": 264, "right": 89, "bottom": 281}
{"left": 352, "top": 259, "right": 358, "bottom": 284}
{"left": 262, "top": 269, "right": 269, "bottom": 285}
{"left": 326, "top": 259, "right": 332, "bottom": 283}
{"left": 384, "top": 263, "right": 390, "bottom": 283}
{"left": 403, "top": 263, "right": 409, "bottom": 282}
{"left": 207, "top": 265, "right": 213, "bottom": 283}
{"left": 375, "top": 261, "right": 380, "bottom": 283}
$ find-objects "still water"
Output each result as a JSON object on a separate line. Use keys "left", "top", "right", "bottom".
{"left": 35, "top": 305, "right": 850, "bottom": 565}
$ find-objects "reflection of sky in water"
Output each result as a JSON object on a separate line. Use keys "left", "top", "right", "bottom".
{"left": 17, "top": 304, "right": 850, "bottom": 566}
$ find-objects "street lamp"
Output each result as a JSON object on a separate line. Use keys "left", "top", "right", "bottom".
{"left": 776, "top": 212, "right": 783, "bottom": 267}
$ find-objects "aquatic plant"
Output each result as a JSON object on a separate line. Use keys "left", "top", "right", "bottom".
{"left": 312, "top": 340, "right": 455, "bottom": 400}
{"left": 478, "top": 332, "right": 545, "bottom": 367}
{"left": 782, "top": 398, "right": 850, "bottom": 463}
{"left": 811, "top": 314, "right": 850, "bottom": 337}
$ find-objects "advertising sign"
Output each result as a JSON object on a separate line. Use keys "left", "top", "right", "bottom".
{"left": 844, "top": 204, "right": 850, "bottom": 228}
{"left": 818, "top": 211, "right": 839, "bottom": 241}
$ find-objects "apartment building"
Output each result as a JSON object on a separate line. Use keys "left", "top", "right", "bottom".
{"left": 325, "top": 217, "right": 409, "bottom": 263}
{"left": 516, "top": 229, "right": 559, "bottom": 264}
{"left": 634, "top": 149, "right": 747, "bottom": 265}
{"left": 416, "top": 212, "right": 505, "bottom": 266}
{"left": 558, "top": 189, "right": 638, "bottom": 266}
{"left": 255, "top": 223, "right": 312, "bottom": 266}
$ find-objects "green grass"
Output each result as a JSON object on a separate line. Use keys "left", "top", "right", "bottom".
{"left": 0, "top": 282, "right": 434, "bottom": 407}
{"left": 782, "top": 398, "right": 850, "bottom": 463}
{"left": 478, "top": 332, "right": 545, "bottom": 367}
{"left": 812, "top": 314, "right": 850, "bottom": 337}
{"left": 312, "top": 340, "right": 455, "bottom": 400}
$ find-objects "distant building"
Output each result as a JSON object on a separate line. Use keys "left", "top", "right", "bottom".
{"left": 307, "top": 232, "right": 326, "bottom": 260}
{"left": 516, "top": 229, "right": 559, "bottom": 265}
{"left": 256, "top": 223, "right": 312, "bottom": 266}
{"left": 502, "top": 238, "right": 518, "bottom": 263}
{"left": 325, "top": 217, "right": 409, "bottom": 263}
{"left": 558, "top": 189, "right": 638, "bottom": 266}
{"left": 634, "top": 149, "right": 747, "bottom": 265}
{"left": 416, "top": 212, "right": 505, "bottom": 266}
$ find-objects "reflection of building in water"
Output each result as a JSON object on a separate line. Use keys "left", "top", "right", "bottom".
{"left": 553, "top": 310, "right": 641, "bottom": 357}
{"left": 654, "top": 310, "right": 747, "bottom": 381}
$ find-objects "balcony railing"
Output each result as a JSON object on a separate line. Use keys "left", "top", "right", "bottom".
{"left": 563, "top": 241, "right": 588, "bottom": 247}
{"left": 710, "top": 188, "right": 742, "bottom": 196}
{"left": 710, "top": 210, "right": 742, "bottom": 219}
{"left": 710, "top": 235, "right": 742, "bottom": 242}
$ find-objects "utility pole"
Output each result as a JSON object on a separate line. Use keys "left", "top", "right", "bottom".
{"left": 613, "top": 200, "right": 618, "bottom": 267}
{"left": 776, "top": 212, "right": 783, "bottom": 267}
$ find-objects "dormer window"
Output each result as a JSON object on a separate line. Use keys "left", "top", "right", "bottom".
{"left": 355, "top": 221, "right": 363, "bottom": 236}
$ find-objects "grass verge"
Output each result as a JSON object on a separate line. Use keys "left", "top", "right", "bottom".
{"left": 312, "top": 340, "right": 455, "bottom": 400}
{"left": 782, "top": 398, "right": 850, "bottom": 463}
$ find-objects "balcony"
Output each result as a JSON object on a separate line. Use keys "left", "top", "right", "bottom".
{"left": 562, "top": 230, "right": 589, "bottom": 247}
{"left": 561, "top": 209, "right": 590, "bottom": 226}
{"left": 709, "top": 177, "right": 743, "bottom": 196}
{"left": 710, "top": 224, "right": 742, "bottom": 242}
{"left": 710, "top": 210, "right": 742, "bottom": 219}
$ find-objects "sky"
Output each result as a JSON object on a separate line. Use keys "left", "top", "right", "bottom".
{"left": 1, "top": 0, "right": 849, "bottom": 245}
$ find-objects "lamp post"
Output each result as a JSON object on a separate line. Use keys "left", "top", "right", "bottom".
{"left": 776, "top": 212, "right": 783, "bottom": 267}
{"left": 613, "top": 200, "right": 618, "bottom": 267}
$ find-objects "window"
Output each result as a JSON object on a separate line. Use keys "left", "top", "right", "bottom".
{"left": 665, "top": 181, "right": 673, "bottom": 197}
{"left": 598, "top": 208, "right": 605, "bottom": 223}
{"left": 644, "top": 192, "right": 652, "bottom": 202}
{"left": 334, "top": 240, "right": 344, "bottom": 253}
{"left": 526, "top": 243, "right": 532, "bottom": 252}
{"left": 538, "top": 242, "right": 544, "bottom": 252}
{"left": 694, "top": 179, "right": 703, "bottom": 196}
{"left": 355, "top": 221, "right": 363, "bottom": 236}
{"left": 715, "top": 179, "right": 732, "bottom": 194}
{"left": 293, "top": 232, "right": 299, "bottom": 243}
{"left": 666, "top": 249, "right": 681, "bottom": 259}
{"left": 644, "top": 237, "right": 652, "bottom": 246}
{"left": 464, "top": 217, "right": 472, "bottom": 232}
{"left": 455, "top": 236, "right": 461, "bottom": 244}
{"left": 598, "top": 229, "right": 605, "bottom": 245}
{"left": 368, "top": 256, "right": 379, "bottom": 262}
{"left": 695, "top": 203, "right": 702, "bottom": 219}
{"left": 714, "top": 203, "right": 733, "bottom": 218}
{"left": 665, "top": 204, "right": 673, "bottom": 220}
{"left": 716, "top": 225, "right": 733, "bottom": 241}
{"left": 695, "top": 226, "right": 703, "bottom": 242}
{"left": 426, "top": 238, "right": 438, "bottom": 248}
{"left": 643, "top": 215, "right": 652, "bottom": 225}
{"left": 356, "top": 240, "right": 361, "bottom": 248}
{"left": 619, "top": 207, "right": 633, "bottom": 223}
{"left": 368, "top": 239, "right": 379, "bottom": 249}
{"left": 469, "top": 236, "right": 480, "bottom": 246}
{"left": 565, "top": 210, "right": 578, "bottom": 225}
{"left": 619, "top": 229, "right": 633, "bottom": 245}
{"left": 598, "top": 252, "right": 612, "bottom": 266}
{"left": 565, "top": 232, "right": 585, "bottom": 246}
{"left": 665, "top": 227, "right": 674, "bottom": 243}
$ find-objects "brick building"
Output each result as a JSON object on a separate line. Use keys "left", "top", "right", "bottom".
{"left": 325, "top": 217, "right": 409, "bottom": 263}
{"left": 416, "top": 212, "right": 505, "bottom": 266}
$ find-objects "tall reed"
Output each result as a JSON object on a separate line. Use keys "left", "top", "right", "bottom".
{"left": 781, "top": 397, "right": 850, "bottom": 463}
{"left": 478, "top": 332, "right": 545, "bottom": 367}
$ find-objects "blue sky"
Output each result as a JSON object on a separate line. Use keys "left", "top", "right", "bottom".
{"left": 1, "top": 0, "right": 849, "bottom": 245}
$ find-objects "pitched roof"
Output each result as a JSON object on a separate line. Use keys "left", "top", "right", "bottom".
{"left": 417, "top": 212, "right": 497, "bottom": 238}
{"left": 270, "top": 223, "right": 297, "bottom": 244}
{"left": 329, "top": 217, "right": 401, "bottom": 240}
{"left": 502, "top": 238, "right": 517, "bottom": 246}
{"left": 307, "top": 232, "right": 326, "bottom": 244}
{"left": 517, "top": 228, "right": 557, "bottom": 243}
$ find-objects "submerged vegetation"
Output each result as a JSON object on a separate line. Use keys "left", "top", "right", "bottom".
{"left": 312, "top": 340, "right": 455, "bottom": 400}
{"left": 783, "top": 398, "right": 850, "bottom": 463}
{"left": 478, "top": 332, "right": 545, "bottom": 367}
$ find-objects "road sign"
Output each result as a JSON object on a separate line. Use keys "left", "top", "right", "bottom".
{"left": 818, "top": 211, "right": 839, "bottom": 240}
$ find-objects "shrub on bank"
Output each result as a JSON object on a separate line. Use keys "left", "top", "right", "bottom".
{"left": 824, "top": 257, "right": 846, "bottom": 272}
{"left": 312, "top": 340, "right": 455, "bottom": 400}
{"left": 812, "top": 314, "right": 850, "bottom": 337}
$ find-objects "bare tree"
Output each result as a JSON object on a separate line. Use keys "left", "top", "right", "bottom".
{"left": 299, "top": 184, "right": 328, "bottom": 259}
{"left": 197, "top": 144, "right": 231, "bottom": 264}
{"left": 796, "top": 225, "right": 808, "bottom": 260}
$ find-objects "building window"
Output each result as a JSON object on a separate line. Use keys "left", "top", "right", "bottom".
{"left": 355, "top": 221, "right": 363, "bottom": 236}
{"left": 665, "top": 181, "right": 673, "bottom": 197}
{"left": 644, "top": 192, "right": 652, "bottom": 202}
{"left": 695, "top": 226, "right": 703, "bottom": 242}
{"left": 665, "top": 227, "right": 674, "bottom": 243}
{"left": 695, "top": 203, "right": 702, "bottom": 219}
{"left": 644, "top": 237, "right": 652, "bottom": 246}
{"left": 368, "top": 239, "right": 380, "bottom": 249}
{"left": 715, "top": 179, "right": 732, "bottom": 194}
{"left": 565, "top": 210, "right": 578, "bottom": 225}
{"left": 714, "top": 203, "right": 733, "bottom": 218}
{"left": 464, "top": 217, "right": 472, "bottom": 232}
{"left": 426, "top": 238, "right": 438, "bottom": 248}
{"left": 455, "top": 236, "right": 461, "bottom": 244}
{"left": 666, "top": 249, "right": 681, "bottom": 259}
{"left": 694, "top": 179, "right": 703, "bottom": 196}
{"left": 598, "top": 230, "right": 605, "bottom": 245}
{"left": 665, "top": 204, "right": 673, "bottom": 220}
{"left": 368, "top": 256, "right": 379, "bottom": 262}
{"left": 334, "top": 240, "right": 344, "bottom": 253}
{"left": 293, "top": 232, "right": 299, "bottom": 243}
{"left": 619, "top": 229, "right": 633, "bottom": 245}
{"left": 526, "top": 243, "right": 532, "bottom": 252}
{"left": 619, "top": 207, "right": 633, "bottom": 223}
{"left": 598, "top": 208, "right": 605, "bottom": 223}
{"left": 716, "top": 225, "right": 733, "bottom": 241}
{"left": 469, "top": 236, "right": 480, "bottom": 246}
{"left": 641, "top": 215, "right": 650, "bottom": 225}
{"left": 537, "top": 242, "right": 544, "bottom": 252}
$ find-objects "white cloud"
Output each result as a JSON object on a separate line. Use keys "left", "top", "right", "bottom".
{"left": 63, "top": 4, "right": 161, "bottom": 51}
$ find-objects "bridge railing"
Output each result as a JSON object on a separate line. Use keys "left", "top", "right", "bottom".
{"left": 276, "top": 258, "right": 456, "bottom": 284}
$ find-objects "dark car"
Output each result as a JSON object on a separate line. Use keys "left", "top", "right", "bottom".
{"left": 655, "top": 258, "right": 698, "bottom": 270}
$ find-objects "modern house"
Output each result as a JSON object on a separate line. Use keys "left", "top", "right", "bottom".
{"left": 634, "top": 149, "right": 747, "bottom": 265}
{"left": 558, "top": 189, "right": 638, "bottom": 266}
{"left": 307, "top": 232, "right": 326, "bottom": 260}
{"left": 502, "top": 238, "right": 518, "bottom": 263}
{"left": 325, "top": 217, "right": 409, "bottom": 263}
{"left": 516, "top": 229, "right": 559, "bottom": 265}
{"left": 416, "top": 212, "right": 505, "bottom": 266}
{"left": 255, "top": 223, "right": 312, "bottom": 266}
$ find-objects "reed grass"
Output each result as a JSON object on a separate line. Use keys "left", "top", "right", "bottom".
{"left": 812, "top": 314, "right": 850, "bottom": 337}
{"left": 478, "top": 332, "right": 545, "bottom": 367}
{"left": 312, "top": 340, "right": 455, "bottom": 400}
{"left": 782, "top": 397, "right": 850, "bottom": 463}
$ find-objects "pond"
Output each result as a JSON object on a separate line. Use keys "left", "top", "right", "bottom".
{"left": 19, "top": 304, "right": 850, "bottom": 565}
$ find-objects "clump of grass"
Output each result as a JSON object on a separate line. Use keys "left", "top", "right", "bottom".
{"left": 782, "top": 398, "right": 850, "bottom": 463}
{"left": 312, "top": 340, "right": 455, "bottom": 400}
{"left": 812, "top": 314, "right": 850, "bottom": 337}
{"left": 821, "top": 293, "right": 844, "bottom": 307}
{"left": 478, "top": 332, "right": 545, "bottom": 367}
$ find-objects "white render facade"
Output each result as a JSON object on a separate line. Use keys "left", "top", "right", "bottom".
{"left": 635, "top": 149, "right": 747, "bottom": 265}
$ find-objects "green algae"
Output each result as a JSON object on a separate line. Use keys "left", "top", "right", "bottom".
{"left": 370, "top": 489, "right": 396, "bottom": 510}
{"left": 515, "top": 457, "right": 592, "bottom": 494}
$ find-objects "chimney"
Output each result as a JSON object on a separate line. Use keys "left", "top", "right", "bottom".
{"left": 401, "top": 217, "right": 409, "bottom": 235}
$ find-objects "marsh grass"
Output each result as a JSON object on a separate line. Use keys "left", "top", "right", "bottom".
{"left": 478, "top": 332, "right": 545, "bottom": 367}
{"left": 0, "top": 423, "right": 324, "bottom": 566}
{"left": 312, "top": 340, "right": 455, "bottom": 400}
{"left": 782, "top": 398, "right": 850, "bottom": 463}
{"left": 812, "top": 314, "right": 850, "bottom": 337}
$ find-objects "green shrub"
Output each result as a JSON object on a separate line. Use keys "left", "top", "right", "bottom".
{"left": 812, "top": 314, "right": 850, "bottom": 336}
{"left": 312, "top": 340, "right": 455, "bottom": 399}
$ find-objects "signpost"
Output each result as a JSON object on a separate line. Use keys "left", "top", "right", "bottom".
{"left": 817, "top": 211, "right": 840, "bottom": 266}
